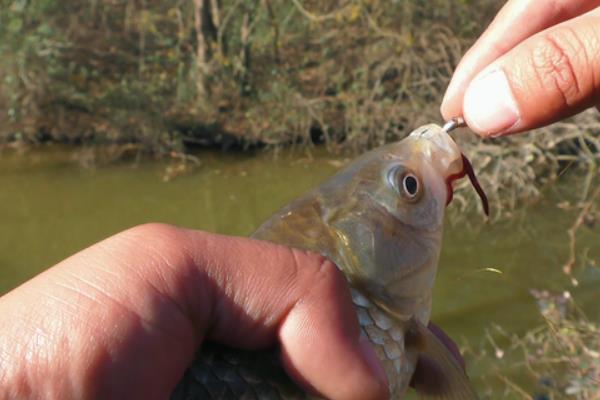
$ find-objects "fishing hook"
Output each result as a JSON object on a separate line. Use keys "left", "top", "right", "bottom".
{"left": 442, "top": 117, "right": 466, "bottom": 133}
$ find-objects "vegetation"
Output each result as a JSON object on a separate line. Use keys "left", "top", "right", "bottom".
{"left": 0, "top": 0, "right": 497, "bottom": 151}
{"left": 0, "top": 0, "right": 599, "bottom": 217}
{"left": 467, "top": 189, "right": 600, "bottom": 399}
{"left": 476, "top": 290, "right": 599, "bottom": 400}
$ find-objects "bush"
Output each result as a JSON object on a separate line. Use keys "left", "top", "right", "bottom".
{"left": 0, "top": 0, "right": 500, "bottom": 151}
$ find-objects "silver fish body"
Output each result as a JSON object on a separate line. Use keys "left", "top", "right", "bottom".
{"left": 171, "top": 290, "right": 412, "bottom": 399}
{"left": 172, "top": 124, "right": 479, "bottom": 399}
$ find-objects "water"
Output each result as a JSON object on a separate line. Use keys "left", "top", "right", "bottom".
{"left": 1, "top": 145, "right": 599, "bottom": 396}
{"left": 0, "top": 146, "right": 341, "bottom": 292}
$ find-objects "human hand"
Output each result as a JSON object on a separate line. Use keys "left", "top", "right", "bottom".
{"left": 0, "top": 224, "right": 462, "bottom": 400}
{"left": 441, "top": 0, "right": 600, "bottom": 137}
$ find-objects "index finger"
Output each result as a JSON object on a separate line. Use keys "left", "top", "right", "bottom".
{"left": 441, "top": 0, "right": 600, "bottom": 120}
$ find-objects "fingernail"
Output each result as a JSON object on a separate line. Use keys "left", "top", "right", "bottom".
{"left": 463, "top": 68, "right": 520, "bottom": 136}
{"left": 359, "top": 337, "right": 389, "bottom": 397}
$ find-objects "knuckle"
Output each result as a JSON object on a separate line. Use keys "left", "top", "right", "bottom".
{"left": 531, "top": 28, "right": 588, "bottom": 106}
{"left": 117, "top": 223, "right": 186, "bottom": 257}
{"left": 125, "top": 222, "right": 181, "bottom": 242}
{"left": 301, "top": 249, "right": 339, "bottom": 280}
{"left": 286, "top": 247, "right": 344, "bottom": 295}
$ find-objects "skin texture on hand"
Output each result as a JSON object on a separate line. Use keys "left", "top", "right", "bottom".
{"left": 0, "top": 224, "right": 388, "bottom": 400}
{"left": 441, "top": 0, "right": 600, "bottom": 137}
{"left": 0, "top": 223, "right": 467, "bottom": 400}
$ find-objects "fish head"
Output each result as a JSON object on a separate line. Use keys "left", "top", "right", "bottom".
{"left": 326, "top": 124, "right": 488, "bottom": 319}
{"left": 366, "top": 124, "right": 480, "bottom": 232}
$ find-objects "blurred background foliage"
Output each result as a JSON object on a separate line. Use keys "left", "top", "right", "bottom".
{"left": 0, "top": 0, "right": 499, "bottom": 152}
{"left": 1, "top": 0, "right": 599, "bottom": 216}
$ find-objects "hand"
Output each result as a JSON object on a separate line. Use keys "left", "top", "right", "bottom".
{"left": 0, "top": 224, "right": 461, "bottom": 400}
{"left": 441, "top": 0, "right": 600, "bottom": 137}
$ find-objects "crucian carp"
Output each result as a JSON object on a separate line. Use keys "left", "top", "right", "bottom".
{"left": 173, "top": 123, "right": 488, "bottom": 399}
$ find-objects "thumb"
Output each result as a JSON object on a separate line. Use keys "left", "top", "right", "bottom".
{"left": 0, "top": 224, "right": 389, "bottom": 400}
{"left": 462, "top": 10, "right": 600, "bottom": 137}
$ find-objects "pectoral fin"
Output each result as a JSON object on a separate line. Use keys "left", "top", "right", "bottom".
{"left": 405, "top": 319, "right": 479, "bottom": 400}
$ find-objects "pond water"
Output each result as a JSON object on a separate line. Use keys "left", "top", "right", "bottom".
{"left": 1, "top": 145, "right": 599, "bottom": 397}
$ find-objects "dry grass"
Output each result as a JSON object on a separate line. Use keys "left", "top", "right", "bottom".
{"left": 476, "top": 291, "right": 600, "bottom": 400}
{"left": 464, "top": 189, "right": 600, "bottom": 399}
{"left": 1, "top": 1, "right": 599, "bottom": 215}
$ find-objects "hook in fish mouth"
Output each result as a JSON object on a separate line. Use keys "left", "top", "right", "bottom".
{"left": 445, "top": 153, "right": 489, "bottom": 216}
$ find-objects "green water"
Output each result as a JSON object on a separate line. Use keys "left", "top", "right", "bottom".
{"left": 1, "top": 146, "right": 599, "bottom": 396}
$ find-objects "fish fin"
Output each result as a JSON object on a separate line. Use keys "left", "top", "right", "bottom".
{"left": 406, "top": 319, "right": 479, "bottom": 400}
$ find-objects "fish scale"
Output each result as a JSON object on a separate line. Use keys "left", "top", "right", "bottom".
{"left": 351, "top": 289, "right": 416, "bottom": 396}
{"left": 172, "top": 289, "right": 415, "bottom": 400}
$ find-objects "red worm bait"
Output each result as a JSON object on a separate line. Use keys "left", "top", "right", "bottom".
{"left": 445, "top": 153, "right": 489, "bottom": 216}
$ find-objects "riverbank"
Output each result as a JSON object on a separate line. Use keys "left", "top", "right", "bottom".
{"left": 2, "top": 108, "right": 599, "bottom": 220}
{"left": 0, "top": 1, "right": 497, "bottom": 150}
{"left": 2, "top": 1, "right": 600, "bottom": 217}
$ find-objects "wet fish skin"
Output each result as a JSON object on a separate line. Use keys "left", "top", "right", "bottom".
{"left": 171, "top": 289, "right": 411, "bottom": 399}
{"left": 172, "top": 124, "right": 477, "bottom": 399}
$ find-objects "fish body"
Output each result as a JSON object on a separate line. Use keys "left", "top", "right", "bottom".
{"left": 172, "top": 124, "right": 481, "bottom": 399}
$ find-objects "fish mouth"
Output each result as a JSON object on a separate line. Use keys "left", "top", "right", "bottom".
{"left": 445, "top": 153, "right": 489, "bottom": 216}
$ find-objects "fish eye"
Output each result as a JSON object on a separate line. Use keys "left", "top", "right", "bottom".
{"left": 386, "top": 166, "right": 422, "bottom": 201}
{"left": 403, "top": 174, "right": 419, "bottom": 198}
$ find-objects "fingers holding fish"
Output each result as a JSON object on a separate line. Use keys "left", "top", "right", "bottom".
{"left": 278, "top": 258, "right": 389, "bottom": 400}
{"left": 0, "top": 224, "right": 389, "bottom": 399}
{"left": 157, "top": 226, "right": 390, "bottom": 400}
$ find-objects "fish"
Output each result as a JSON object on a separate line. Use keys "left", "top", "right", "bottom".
{"left": 171, "top": 123, "right": 487, "bottom": 399}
